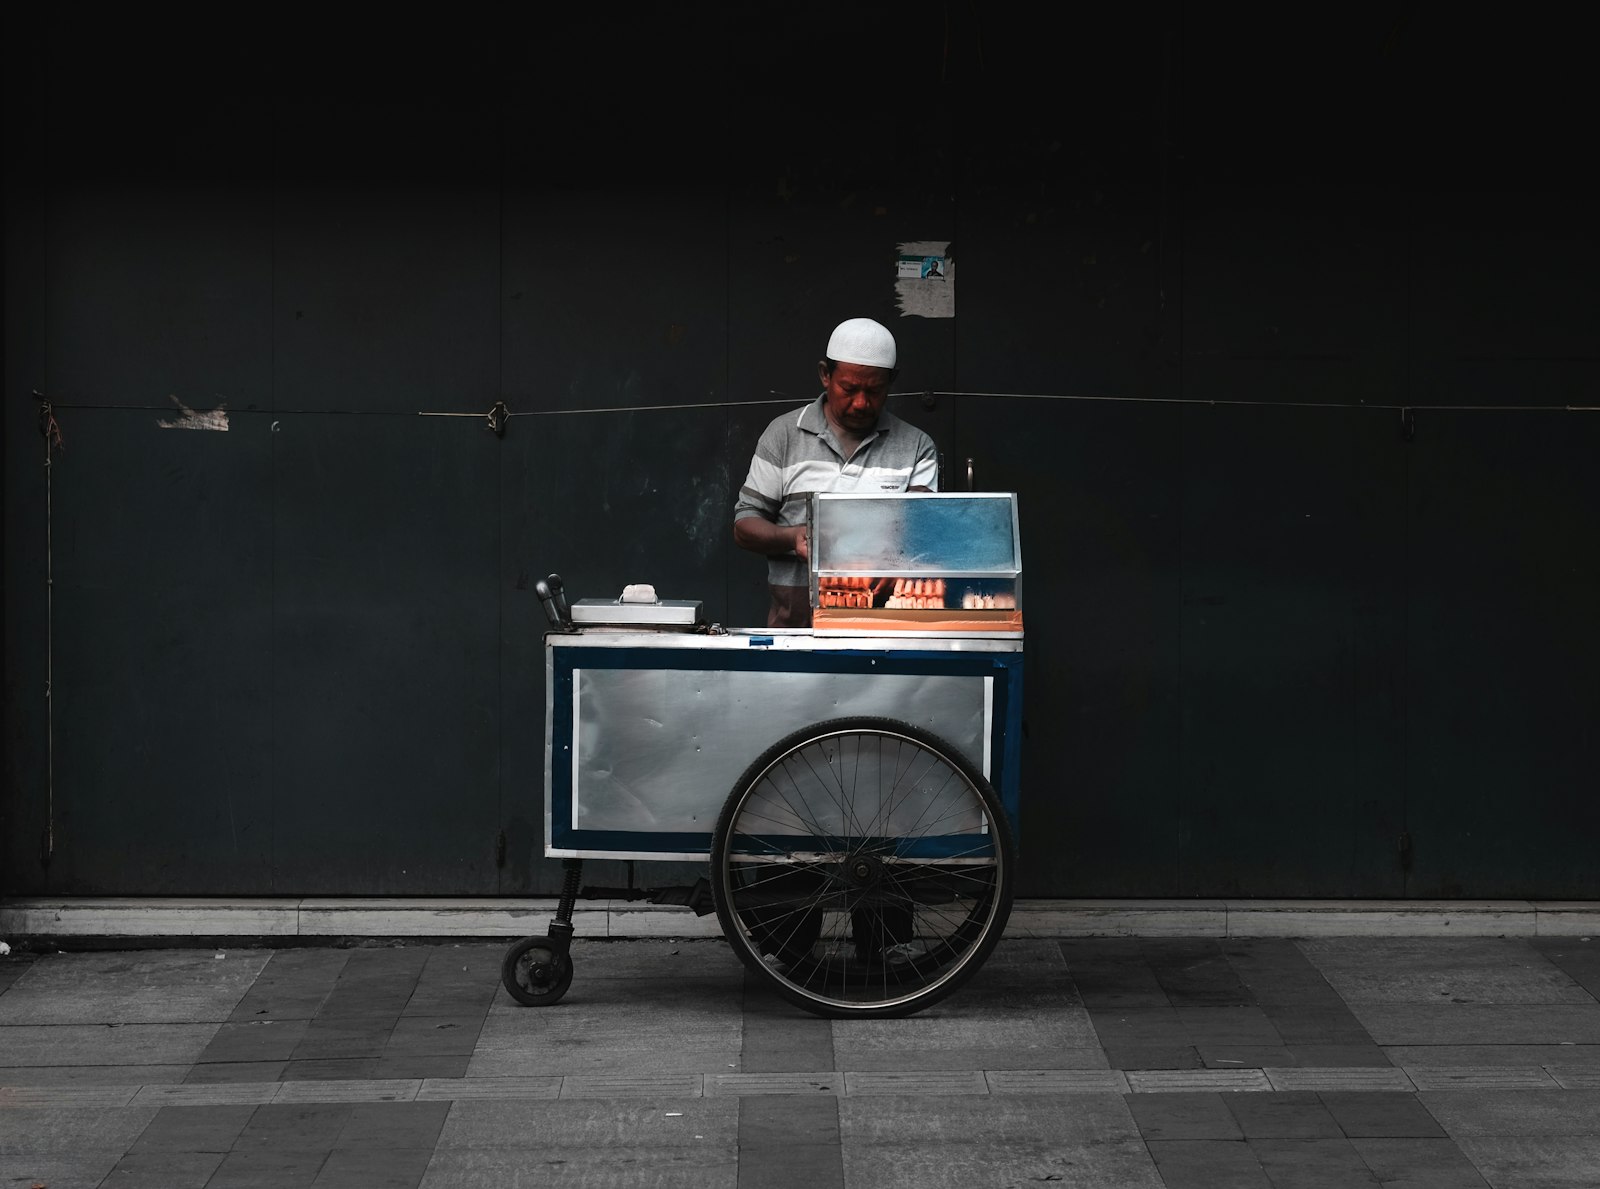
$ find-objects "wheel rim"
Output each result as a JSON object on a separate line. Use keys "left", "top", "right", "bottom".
{"left": 717, "top": 725, "right": 1011, "bottom": 1014}
{"left": 514, "top": 946, "right": 564, "bottom": 996}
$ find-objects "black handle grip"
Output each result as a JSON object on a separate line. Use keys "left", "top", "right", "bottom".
{"left": 535, "top": 574, "right": 571, "bottom": 630}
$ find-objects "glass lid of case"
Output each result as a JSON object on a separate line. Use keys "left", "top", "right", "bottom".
{"left": 809, "top": 492, "right": 1022, "bottom": 576}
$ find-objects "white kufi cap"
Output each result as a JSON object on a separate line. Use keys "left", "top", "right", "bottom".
{"left": 826, "top": 318, "right": 897, "bottom": 369}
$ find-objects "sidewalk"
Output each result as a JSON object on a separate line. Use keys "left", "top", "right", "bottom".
{"left": 3, "top": 922, "right": 1599, "bottom": 1187}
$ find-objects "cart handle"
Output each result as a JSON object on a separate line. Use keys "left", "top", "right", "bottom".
{"left": 535, "top": 574, "right": 573, "bottom": 630}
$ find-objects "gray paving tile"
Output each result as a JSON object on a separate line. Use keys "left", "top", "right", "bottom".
{"left": 1087, "top": 1006, "right": 1191, "bottom": 1045}
{"left": 1263, "top": 1068, "right": 1415, "bottom": 1092}
{"left": 1103, "top": 1043, "right": 1204, "bottom": 1070}
{"left": 1530, "top": 940, "right": 1600, "bottom": 1000}
{"left": 708, "top": 1072, "right": 841, "bottom": 1095}
{"left": 0, "top": 1023, "right": 219, "bottom": 1066}
{"left": 131, "top": 1082, "right": 280, "bottom": 1106}
{"left": 741, "top": 1141, "right": 842, "bottom": 1189}
{"left": 1548, "top": 1066, "right": 1600, "bottom": 1089}
{"left": 232, "top": 1101, "right": 353, "bottom": 1150}
{"left": 1318, "top": 1092, "right": 1447, "bottom": 1139}
{"left": 0, "top": 1064, "right": 190, "bottom": 1086}
{"left": 739, "top": 1094, "right": 839, "bottom": 1146}
{"left": 1406, "top": 1065, "right": 1560, "bottom": 1090}
{"left": 1456, "top": 1135, "right": 1600, "bottom": 1189}
{"left": 273, "top": 1079, "right": 422, "bottom": 1103}
{"left": 1223, "top": 1090, "right": 1344, "bottom": 1139}
{"left": 1197, "top": 1044, "right": 1296, "bottom": 1068}
{"left": 335, "top": 1100, "right": 452, "bottom": 1149}
{"left": 383, "top": 1015, "right": 482, "bottom": 1058}
{"left": 1204, "top": 1043, "right": 1392, "bottom": 1068}
{"left": 0, "top": 951, "right": 270, "bottom": 1025}
{"left": 1419, "top": 1089, "right": 1600, "bottom": 1136}
{"left": 227, "top": 949, "right": 349, "bottom": 1022}
{"left": 1301, "top": 937, "right": 1585, "bottom": 1004}
{"left": 1125, "top": 1091, "right": 1243, "bottom": 1140}
{"left": 558, "top": 1073, "right": 707, "bottom": 1098}
{"left": 418, "top": 1146, "right": 737, "bottom": 1188}
{"left": 0, "top": 1104, "right": 160, "bottom": 1154}
{"left": 842, "top": 1139, "right": 1164, "bottom": 1189}
{"left": 1249, "top": 1136, "right": 1380, "bottom": 1186}
{"left": 833, "top": 1045, "right": 1109, "bottom": 1073}
{"left": 1066, "top": 963, "right": 1172, "bottom": 1009}
{"left": 1384, "top": 1044, "right": 1600, "bottom": 1067}
{"left": 839, "top": 1092, "right": 1140, "bottom": 1142}
{"left": 0, "top": 1151, "right": 124, "bottom": 1189}
{"left": 1156, "top": 955, "right": 1253, "bottom": 1007}
{"left": 1128, "top": 1069, "right": 1273, "bottom": 1093}
{"left": 128, "top": 1103, "right": 259, "bottom": 1152}
{"left": 831, "top": 986, "right": 1098, "bottom": 1054}
{"left": 1349, "top": 1138, "right": 1492, "bottom": 1188}
{"left": 312, "top": 1146, "right": 433, "bottom": 1188}
{"left": 294, "top": 1015, "right": 398, "bottom": 1060}
{"left": 205, "top": 1147, "right": 330, "bottom": 1189}
{"left": 199, "top": 1018, "right": 309, "bottom": 1063}
{"left": 1144, "top": 1139, "right": 1271, "bottom": 1188}
{"left": 0, "top": 954, "right": 40, "bottom": 993}
{"left": 184, "top": 1060, "right": 289, "bottom": 1083}
{"left": 415, "top": 1077, "right": 560, "bottom": 1101}
{"left": 550, "top": 938, "right": 746, "bottom": 979}
{"left": 844, "top": 1071, "right": 987, "bottom": 1096}
{"left": 1260, "top": 1003, "right": 1376, "bottom": 1043}
{"left": 1282, "top": 1043, "right": 1393, "bottom": 1067}
{"left": 101, "top": 1150, "right": 228, "bottom": 1189}
{"left": 282, "top": 1057, "right": 381, "bottom": 1080}
{"left": 980, "top": 939, "right": 1072, "bottom": 971}
{"left": 467, "top": 1045, "right": 737, "bottom": 1078}
{"left": 373, "top": 1055, "right": 472, "bottom": 1080}
{"left": 435, "top": 1098, "right": 735, "bottom": 1147}
{"left": 739, "top": 970, "right": 833, "bottom": 1074}
{"left": 0, "top": 1083, "right": 139, "bottom": 1106}
{"left": 318, "top": 950, "right": 431, "bottom": 1019}
{"left": 739, "top": 1096, "right": 841, "bottom": 1189}
{"left": 403, "top": 944, "right": 503, "bottom": 1014}
{"left": 1353, "top": 1003, "right": 1600, "bottom": 1045}
{"left": 985, "top": 1069, "right": 1129, "bottom": 1093}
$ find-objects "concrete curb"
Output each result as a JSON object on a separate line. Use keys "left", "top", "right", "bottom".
{"left": 2, "top": 897, "right": 1596, "bottom": 942}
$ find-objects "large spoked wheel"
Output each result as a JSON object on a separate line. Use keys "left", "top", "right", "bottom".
{"left": 501, "top": 937, "right": 574, "bottom": 1006}
{"left": 711, "top": 716, "right": 1015, "bottom": 1019}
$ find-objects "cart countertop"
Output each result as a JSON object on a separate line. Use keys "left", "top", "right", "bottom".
{"left": 545, "top": 627, "right": 1023, "bottom": 652}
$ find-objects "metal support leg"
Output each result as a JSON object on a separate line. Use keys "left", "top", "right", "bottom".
{"left": 545, "top": 857, "right": 583, "bottom": 957}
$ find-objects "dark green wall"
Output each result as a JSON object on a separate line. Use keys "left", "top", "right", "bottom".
{"left": 5, "top": 5, "right": 1595, "bottom": 898}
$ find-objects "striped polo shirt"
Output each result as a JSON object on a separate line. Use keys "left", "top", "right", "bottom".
{"left": 734, "top": 395, "right": 940, "bottom": 586}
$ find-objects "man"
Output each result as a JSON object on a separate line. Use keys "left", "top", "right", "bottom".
{"left": 733, "top": 317, "right": 939, "bottom": 627}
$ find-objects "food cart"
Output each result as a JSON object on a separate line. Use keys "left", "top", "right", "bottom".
{"left": 501, "top": 491, "right": 1025, "bottom": 1018}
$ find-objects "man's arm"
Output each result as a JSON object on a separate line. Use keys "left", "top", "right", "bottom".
{"left": 733, "top": 417, "right": 811, "bottom": 558}
{"left": 734, "top": 515, "right": 808, "bottom": 561}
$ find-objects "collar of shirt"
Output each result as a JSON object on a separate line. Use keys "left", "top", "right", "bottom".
{"left": 797, "top": 394, "right": 887, "bottom": 460}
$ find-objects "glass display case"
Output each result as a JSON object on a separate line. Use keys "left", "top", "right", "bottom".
{"left": 808, "top": 492, "right": 1023, "bottom": 634}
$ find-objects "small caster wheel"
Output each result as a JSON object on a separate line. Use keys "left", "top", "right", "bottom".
{"left": 501, "top": 937, "right": 574, "bottom": 1006}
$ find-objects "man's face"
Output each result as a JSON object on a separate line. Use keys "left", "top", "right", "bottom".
{"left": 819, "top": 361, "right": 894, "bottom": 435}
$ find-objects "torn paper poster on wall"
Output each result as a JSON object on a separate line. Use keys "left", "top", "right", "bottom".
{"left": 895, "top": 240, "right": 954, "bottom": 319}
{"left": 157, "top": 395, "right": 229, "bottom": 431}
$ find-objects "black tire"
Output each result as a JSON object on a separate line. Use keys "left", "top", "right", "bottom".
{"left": 501, "top": 937, "right": 574, "bottom": 1006}
{"left": 711, "top": 716, "right": 1015, "bottom": 1018}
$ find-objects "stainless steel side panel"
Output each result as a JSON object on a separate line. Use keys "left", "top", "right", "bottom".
{"left": 569, "top": 666, "right": 990, "bottom": 834}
